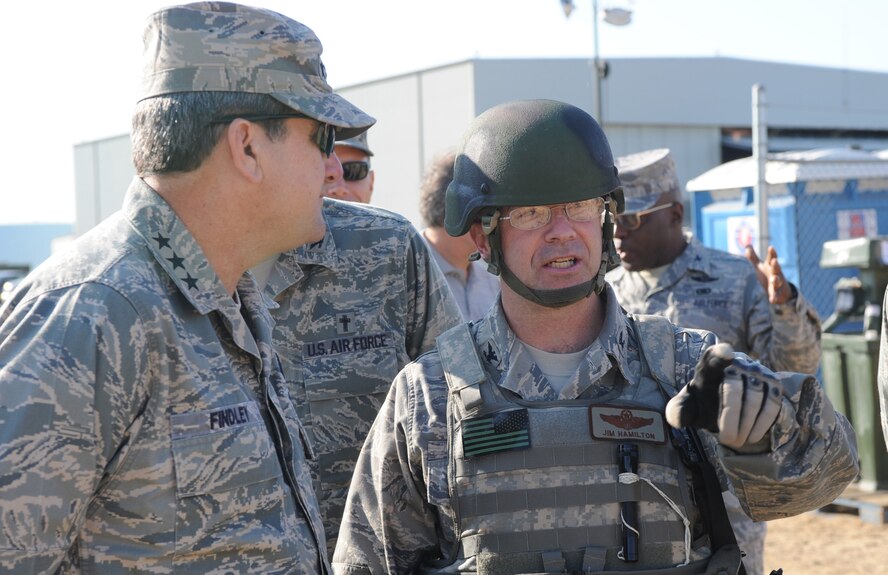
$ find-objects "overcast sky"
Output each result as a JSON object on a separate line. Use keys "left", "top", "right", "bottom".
{"left": 2, "top": 0, "right": 886, "bottom": 224}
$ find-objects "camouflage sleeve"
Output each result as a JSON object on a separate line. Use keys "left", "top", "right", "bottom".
{"left": 0, "top": 284, "right": 149, "bottom": 572}
{"left": 744, "top": 274, "right": 822, "bottom": 375}
{"left": 333, "top": 362, "right": 446, "bottom": 574}
{"left": 711, "top": 369, "right": 858, "bottom": 522}
{"left": 404, "top": 227, "right": 462, "bottom": 359}
{"left": 674, "top": 330, "right": 857, "bottom": 521}
{"left": 879, "top": 287, "right": 888, "bottom": 447}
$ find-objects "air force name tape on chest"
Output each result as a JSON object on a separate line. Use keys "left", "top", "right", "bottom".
{"left": 589, "top": 405, "right": 668, "bottom": 444}
{"left": 171, "top": 401, "right": 262, "bottom": 439}
{"left": 303, "top": 331, "right": 393, "bottom": 358}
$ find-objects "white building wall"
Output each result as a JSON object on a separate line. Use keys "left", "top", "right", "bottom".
{"left": 606, "top": 124, "right": 721, "bottom": 184}
{"left": 604, "top": 57, "right": 888, "bottom": 130}
{"left": 72, "top": 57, "right": 888, "bottom": 236}
{"left": 339, "top": 62, "right": 476, "bottom": 228}
{"left": 73, "top": 135, "right": 133, "bottom": 235}
{"left": 339, "top": 74, "right": 421, "bottom": 224}
{"left": 473, "top": 59, "right": 597, "bottom": 118}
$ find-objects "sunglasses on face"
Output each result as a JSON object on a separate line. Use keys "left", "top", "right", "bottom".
{"left": 341, "top": 161, "right": 370, "bottom": 182}
{"left": 211, "top": 113, "right": 337, "bottom": 157}
{"left": 498, "top": 197, "right": 607, "bottom": 231}
{"left": 614, "top": 202, "right": 677, "bottom": 231}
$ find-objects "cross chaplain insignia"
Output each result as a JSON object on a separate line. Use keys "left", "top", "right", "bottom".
{"left": 461, "top": 408, "right": 531, "bottom": 458}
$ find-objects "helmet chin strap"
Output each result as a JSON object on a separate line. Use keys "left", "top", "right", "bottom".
{"left": 479, "top": 202, "right": 618, "bottom": 308}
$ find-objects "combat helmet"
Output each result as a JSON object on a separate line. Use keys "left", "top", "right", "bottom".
{"left": 445, "top": 99, "right": 623, "bottom": 307}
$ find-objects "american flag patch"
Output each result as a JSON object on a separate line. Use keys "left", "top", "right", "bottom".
{"left": 462, "top": 408, "right": 531, "bottom": 458}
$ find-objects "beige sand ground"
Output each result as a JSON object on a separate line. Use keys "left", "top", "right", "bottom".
{"left": 763, "top": 506, "right": 887, "bottom": 575}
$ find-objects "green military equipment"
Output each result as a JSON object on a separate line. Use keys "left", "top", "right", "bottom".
{"left": 820, "top": 236, "right": 888, "bottom": 491}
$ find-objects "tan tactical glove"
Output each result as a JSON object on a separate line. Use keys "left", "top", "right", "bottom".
{"left": 665, "top": 343, "right": 784, "bottom": 450}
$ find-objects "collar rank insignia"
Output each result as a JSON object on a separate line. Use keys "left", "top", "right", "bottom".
{"left": 462, "top": 408, "right": 530, "bottom": 458}
{"left": 483, "top": 341, "right": 499, "bottom": 365}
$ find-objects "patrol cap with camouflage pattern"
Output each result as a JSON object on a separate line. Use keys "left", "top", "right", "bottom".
{"left": 139, "top": 2, "right": 375, "bottom": 139}
{"left": 615, "top": 148, "right": 681, "bottom": 213}
{"left": 336, "top": 130, "right": 373, "bottom": 157}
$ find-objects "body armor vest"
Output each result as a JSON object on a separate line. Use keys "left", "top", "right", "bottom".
{"left": 436, "top": 320, "right": 742, "bottom": 575}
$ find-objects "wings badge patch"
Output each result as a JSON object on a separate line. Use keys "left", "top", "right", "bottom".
{"left": 589, "top": 405, "right": 667, "bottom": 444}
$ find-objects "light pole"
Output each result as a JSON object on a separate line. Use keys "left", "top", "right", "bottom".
{"left": 561, "top": 0, "right": 632, "bottom": 123}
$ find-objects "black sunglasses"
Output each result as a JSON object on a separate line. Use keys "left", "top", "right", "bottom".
{"left": 342, "top": 161, "right": 370, "bottom": 182}
{"left": 211, "top": 113, "right": 337, "bottom": 157}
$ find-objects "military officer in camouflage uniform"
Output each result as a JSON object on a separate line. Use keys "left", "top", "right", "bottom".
{"left": 0, "top": 3, "right": 373, "bottom": 573}
{"left": 325, "top": 131, "right": 376, "bottom": 203}
{"left": 606, "top": 149, "right": 823, "bottom": 575}
{"left": 250, "top": 197, "right": 462, "bottom": 555}
{"left": 419, "top": 150, "right": 501, "bottom": 321}
{"left": 332, "top": 100, "right": 858, "bottom": 575}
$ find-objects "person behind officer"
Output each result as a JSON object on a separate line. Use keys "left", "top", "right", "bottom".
{"left": 251, "top": 175, "right": 462, "bottom": 555}
{"left": 0, "top": 3, "right": 373, "bottom": 573}
{"left": 325, "top": 130, "right": 376, "bottom": 203}
{"left": 606, "top": 149, "right": 824, "bottom": 575}
{"left": 419, "top": 150, "right": 500, "bottom": 321}
{"left": 332, "top": 100, "right": 858, "bottom": 575}
{"left": 607, "top": 148, "right": 821, "bottom": 375}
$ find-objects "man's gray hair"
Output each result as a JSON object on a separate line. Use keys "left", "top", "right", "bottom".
{"left": 419, "top": 150, "right": 457, "bottom": 229}
{"left": 131, "top": 92, "right": 295, "bottom": 175}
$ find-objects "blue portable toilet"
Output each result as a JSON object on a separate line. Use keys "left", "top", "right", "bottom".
{"left": 686, "top": 148, "right": 888, "bottom": 320}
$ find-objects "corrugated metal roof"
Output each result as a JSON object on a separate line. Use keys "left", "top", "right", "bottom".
{"left": 686, "top": 148, "right": 888, "bottom": 192}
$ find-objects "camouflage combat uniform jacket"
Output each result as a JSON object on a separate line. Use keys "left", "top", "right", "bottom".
{"left": 0, "top": 179, "right": 328, "bottom": 574}
{"left": 607, "top": 236, "right": 823, "bottom": 575}
{"left": 607, "top": 236, "right": 822, "bottom": 375}
{"left": 263, "top": 199, "right": 462, "bottom": 554}
{"left": 332, "top": 285, "right": 857, "bottom": 575}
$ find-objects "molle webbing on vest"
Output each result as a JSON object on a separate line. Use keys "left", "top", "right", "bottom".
{"left": 456, "top": 448, "right": 686, "bottom": 511}
{"left": 453, "top": 404, "right": 695, "bottom": 570}
{"left": 457, "top": 439, "right": 680, "bottom": 474}
{"left": 463, "top": 526, "right": 684, "bottom": 561}
{"left": 436, "top": 320, "right": 726, "bottom": 573}
{"left": 476, "top": 549, "right": 723, "bottom": 575}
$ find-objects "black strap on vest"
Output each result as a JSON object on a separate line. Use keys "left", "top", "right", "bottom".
{"left": 633, "top": 314, "right": 746, "bottom": 575}
{"left": 668, "top": 426, "right": 746, "bottom": 575}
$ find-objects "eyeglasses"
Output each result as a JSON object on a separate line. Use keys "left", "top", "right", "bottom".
{"left": 498, "top": 198, "right": 606, "bottom": 231}
{"left": 614, "top": 202, "right": 677, "bottom": 231}
{"left": 342, "top": 161, "right": 370, "bottom": 182}
{"left": 211, "top": 113, "right": 337, "bottom": 157}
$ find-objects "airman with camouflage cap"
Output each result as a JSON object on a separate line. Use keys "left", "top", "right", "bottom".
{"left": 607, "top": 148, "right": 824, "bottom": 575}
{"left": 332, "top": 102, "right": 857, "bottom": 575}
{"left": 326, "top": 130, "right": 376, "bottom": 203}
{"left": 617, "top": 148, "right": 682, "bottom": 213}
{"left": 336, "top": 131, "right": 374, "bottom": 157}
{"left": 139, "top": 1, "right": 374, "bottom": 138}
{"left": 0, "top": 3, "right": 373, "bottom": 573}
